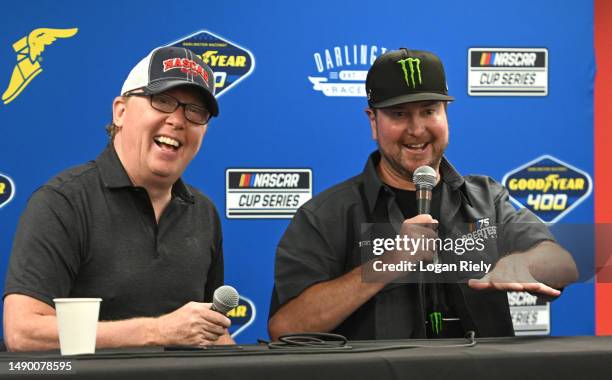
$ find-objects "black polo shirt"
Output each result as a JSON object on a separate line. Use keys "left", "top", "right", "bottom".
{"left": 4, "top": 144, "right": 223, "bottom": 321}
{"left": 270, "top": 151, "right": 555, "bottom": 339}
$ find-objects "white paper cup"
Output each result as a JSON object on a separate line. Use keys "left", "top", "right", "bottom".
{"left": 53, "top": 298, "right": 102, "bottom": 355}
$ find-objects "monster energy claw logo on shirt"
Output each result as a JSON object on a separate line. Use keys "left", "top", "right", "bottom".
{"left": 429, "top": 311, "right": 443, "bottom": 335}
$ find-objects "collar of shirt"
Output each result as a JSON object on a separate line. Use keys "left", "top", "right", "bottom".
{"left": 95, "top": 143, "right": 195, "bottom": 204}
{"left": 362, "top": 150, "right": 466, "bottom": 215}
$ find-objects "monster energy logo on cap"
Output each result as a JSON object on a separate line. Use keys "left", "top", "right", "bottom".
{"left": 429, "top": 311, "right": 443, "bottom": 335}
{"left": 365, "top": 48, "right": 454, "bottom": 108}
{"left": 398, "top": 58, "right": 422, "bottom": 88}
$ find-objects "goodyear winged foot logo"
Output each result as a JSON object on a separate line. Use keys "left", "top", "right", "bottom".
{"left": 502, "top": 155, "right": 592, "bottom": 223}
{"left": 168, "top": 30, "right": 254, "bottom": 97}
{"left": 308, "top": 44, "right": 387, "bottom": 97}
{"left": 2, "top": 28, "right": 78, "bottom": 104}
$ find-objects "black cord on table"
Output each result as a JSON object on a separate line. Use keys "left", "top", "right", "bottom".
{"left": 265, "top": 330, "right": 477, "bottom": 351}
{"left": 267, "top": 333, "right": 349, "bottom": 349}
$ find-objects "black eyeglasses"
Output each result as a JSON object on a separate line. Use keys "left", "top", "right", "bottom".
{"left": 125, "top": 92, "right": 211, "bottom": 125}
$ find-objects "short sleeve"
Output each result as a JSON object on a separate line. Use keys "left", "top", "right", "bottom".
{"left": 4, "top": 187, "right": 81, "bottom": 306}
{"left": 204, "top": 206, "right": 224, "bottom": 302}
{"left": 493, "top": 182, "right": 556, "bottom": 254}
{"left": 271, "top": 206, "right": 344, "bottom": 315}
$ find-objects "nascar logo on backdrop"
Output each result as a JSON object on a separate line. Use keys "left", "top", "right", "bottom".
{"left": 309, "top": 44, "right": 387, "bottom": 97}
{"left": 226, "top": 169, "right": 312, "bottom": 219}
{"left": 2, "top": 28, "right": 78, "bottom": 104}
{"left": 468, "top": 48, "right": 548, "bottom": 96}
{"left": 502, "top": 155, "right": 592, "bottom": 223}
{"left": 169, "top": 30, "right": 254, "bottom": 97}
{"left": 227, "top": 295, "right": 256, "bottom": 339}
{"left": 508, "top": 291, "right": 550, "bottom": 336}
{"left": 0, "top": 173, "right": 15, "bottom": 209}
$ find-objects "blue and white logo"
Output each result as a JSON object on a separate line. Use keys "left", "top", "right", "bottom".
{"left": 0, "top": 173, "right": 15, "bottom": 209}
{"left": 169, "top": 30, "right": 255, "bottom": 97}
{"left": 502, "top": 155, "right": 592, "bottom": 223}
{"left": 308, "top": 44, "right": 387, "bottom": 97}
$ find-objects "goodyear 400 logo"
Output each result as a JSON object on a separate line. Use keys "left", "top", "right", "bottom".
{"left": 169, "top": 30, "right": 254, "bottom": 97}
{"left": 502, "top": 155, "right": 592, "bottom": 223}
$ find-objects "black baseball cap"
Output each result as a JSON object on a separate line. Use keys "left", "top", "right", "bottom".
{"left": 366, "top": 48, "right": 454, "bottom": 108}
{"left": 120, "top": 46, "right": 219, "bottom": 117}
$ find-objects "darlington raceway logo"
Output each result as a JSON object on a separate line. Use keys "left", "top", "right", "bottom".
{"left": 308, "top": 44, "right": 387, "bottom": 97}
{"left": 468, "top": 48, "right": 548, "bottom": 96}
{"left": 227, "top": 295, "right": 256, "bottom": 339}
{"left": 2, "top": 28, "right": 78, "bottom": 104}
{"left": 169, "top": 30, "right": 254, "bottom": 97}
{"left": 226, "top": 169, "right": 312, "bottom": 219}
{"left": 0, "top": 173, "right": 15, "bottom": 209}
{"left": 502, "top": 155, "right": 592, "bottom": 223}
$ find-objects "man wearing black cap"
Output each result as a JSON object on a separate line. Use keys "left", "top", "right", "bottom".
{"left": 3, "top": 47, "right": 233, "bottom": 351}
{"left": 268, "top": 48, "right": 578, "bottom": 340}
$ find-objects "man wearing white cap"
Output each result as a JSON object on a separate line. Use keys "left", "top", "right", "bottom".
{"left": 3, "top": 46, "right": 233, "bottom": 351}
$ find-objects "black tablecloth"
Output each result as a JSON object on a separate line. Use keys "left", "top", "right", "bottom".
{"left": 0, "top": 336, "right": 610, "bottom": 379}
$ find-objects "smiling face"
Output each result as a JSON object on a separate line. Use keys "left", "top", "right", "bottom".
{"left": 112, "top": 86, "right": 208, "bottom": 188}
{"left": 366, "top": 100, "right": 449, "bottom": 189}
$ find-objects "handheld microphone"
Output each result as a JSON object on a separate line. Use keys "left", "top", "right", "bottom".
{"left": 413, "top": 166, "right": 444, "bottom": 336}
{"left": 413, "top": 166, "right": 437, "bottom": 215}
{"left": 210, "top": 285, "right": 240, "bottom": 314}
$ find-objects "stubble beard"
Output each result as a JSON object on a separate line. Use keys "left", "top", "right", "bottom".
{"left": 377, "top": 141, "right": 446, "bottom": 183}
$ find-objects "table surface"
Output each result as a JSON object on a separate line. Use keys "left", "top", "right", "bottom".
{"left": 0, "top": 335, "right": 610, "bottom": 380}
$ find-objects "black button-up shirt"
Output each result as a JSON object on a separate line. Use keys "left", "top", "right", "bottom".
{"left": 271, "top": 151, "right": 554, "bottom": 339}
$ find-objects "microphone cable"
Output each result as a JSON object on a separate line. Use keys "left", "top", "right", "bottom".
{"left": 264, "top": 330, "right": 477, "bottom": 352}
{"left": 267, "top": 333, "right": 349, "bottom": 350}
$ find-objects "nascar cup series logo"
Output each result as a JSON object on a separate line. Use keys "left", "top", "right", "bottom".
{"left": 508, "top": 291, "right": 550, "bottom": 336}
{"left": 308, "top": 44, "right": 387, "bottom": 97}
{"left": 0, "top": 173, "right": 15, "bottom": 209}
{"left": 226, "top": 169, "right": 312, "bottom": 219}
{"left": 468, "top": 48, "right": 548, "bottom": 96}
{"left": 502, "top": 155, "right": 592, "bottom": 223}
{"left": 168, "top": 30, "right": 254, "bottom": 97}
{"left": 2, "top": 28, "right": 78, "bottom": 104}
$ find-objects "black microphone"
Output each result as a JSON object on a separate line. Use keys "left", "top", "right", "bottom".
{"left": 413, "top": 166, "right": 444, "bottom": 336}
{"left": 210, "top": 285, "right": 240, "bottom": 314}
{"left": 413, "top": 166, "right": 437, "bottom": 215}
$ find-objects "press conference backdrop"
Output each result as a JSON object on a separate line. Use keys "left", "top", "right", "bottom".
{"left": 0, "top": 0, "right": 596, "bottom": 343}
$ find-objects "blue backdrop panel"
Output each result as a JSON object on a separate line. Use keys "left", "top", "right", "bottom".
{"left": 0, "top": 0, "right": 594, "bottom": 343}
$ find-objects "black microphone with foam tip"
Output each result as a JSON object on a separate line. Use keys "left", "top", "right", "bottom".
{"left": 412, "top": 166, "right": 437, "bottom": 215}
{"left": 210, "top": 285, "right": 240, "bottom": 314}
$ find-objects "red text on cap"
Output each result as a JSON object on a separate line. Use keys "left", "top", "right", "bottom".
{"left": 162, "top": 58, "right": 209, "bottom": 82}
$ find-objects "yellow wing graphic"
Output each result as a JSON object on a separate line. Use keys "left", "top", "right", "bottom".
{"left": 27, "top": 28, "right": 78, "bottom": 61}
{"left": 2, "top": 27, "right": 78, "bottom": 104}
